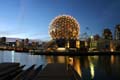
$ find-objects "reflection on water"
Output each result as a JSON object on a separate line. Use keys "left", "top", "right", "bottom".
{"left": 45, "top": 56, "right": 68, "bottom": 63}
{"left": 111, "top": 55, "right": 115, "bottom": 64}
{"left": 0, "top": 51, "right": 120, "bottom": 80}
{"left": 11, "top": 51, "right": 15, "bottom": 62}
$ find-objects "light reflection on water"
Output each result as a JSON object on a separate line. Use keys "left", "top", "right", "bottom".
{"left": 0, "top": 51, "right": 120, "bottom": 80}
{"left": 0, "top": 51, "right": 46, "bottom": 69}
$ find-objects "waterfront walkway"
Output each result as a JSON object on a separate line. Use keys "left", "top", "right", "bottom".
{"left": 0, "top": 63, "right": 81, "bottom": 80}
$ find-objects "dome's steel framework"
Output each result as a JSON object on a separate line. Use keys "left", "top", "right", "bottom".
{"left": 49, "top": 15, "right": 80, "bottom": 39}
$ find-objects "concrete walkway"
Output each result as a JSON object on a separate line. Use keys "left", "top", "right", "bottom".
{"left": 35, "top": 63, "right": 72, "bottom": 80}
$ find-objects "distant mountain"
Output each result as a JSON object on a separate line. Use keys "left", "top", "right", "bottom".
{"left": 6, "top": 37, "right": 43, "bottom": 43}
{"left": 6, "top": 38, "right": 19, "bottom": 42}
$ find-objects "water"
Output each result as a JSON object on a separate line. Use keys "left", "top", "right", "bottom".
{"left": 0, "top": 51, "right": 120, "bottom": 80}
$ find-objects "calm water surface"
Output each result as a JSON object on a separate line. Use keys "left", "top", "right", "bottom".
{"left": 0, "top": 51, "right": 120, "bottom": 80}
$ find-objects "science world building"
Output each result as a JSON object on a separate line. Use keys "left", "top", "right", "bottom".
{"left": 48, "top": 15, "right": 80, "bottom": 51}
{"left": 49, "top": 15, "right": 80, "bottom": 39}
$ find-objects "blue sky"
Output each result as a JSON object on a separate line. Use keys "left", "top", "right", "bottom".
{"left": 0, "top": 0, "right": 120, "bottom": 40}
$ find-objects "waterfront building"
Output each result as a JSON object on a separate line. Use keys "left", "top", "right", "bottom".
{"left": 24, "top": 38, "right": 29, "bottom": 46}
{"left": 93, "top": 34, "right": 100, "bottom": 41}
{"left": 0, "top": 37, "right": 6, "bottom": 45}
{"left": 115, "top": 24, "right": 120, "bottom": 40}
{"left": 89, "top": 39, "right": 120, "bottom": 52}
{"left": 102, "top": 28, "right": 113, "bottom": 40}
{"left": 48, "top": 15, "right": 80, "bottom": 52}
{"left": 114, "top": 40, "right": 120, "bottom": 51}
{"left": 15, "top": 40, "right": 21, "bottom": 47}
{"left": 32, "top": 41, "right": 38, "bottom": 48}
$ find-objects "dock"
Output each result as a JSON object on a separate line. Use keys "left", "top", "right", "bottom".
{"left": 0, "top": 63, "right": 81, "bottom": 80}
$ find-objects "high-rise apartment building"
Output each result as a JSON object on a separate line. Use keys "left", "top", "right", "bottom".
{"left": 115, "top": 24, "right": 120, "bottom": 40}
{"left": 102, "top": 28, "right": 113, "bottom": 40}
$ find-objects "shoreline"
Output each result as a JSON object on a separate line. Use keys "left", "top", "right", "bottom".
{"left": 0, "top": 49, "right": 120, "bottom": 56}
{"left": 32, "top": 52, "right": 120, "bottom": 56}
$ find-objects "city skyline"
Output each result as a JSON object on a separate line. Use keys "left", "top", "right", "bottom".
{"left": 0, "top": 0, "right": 120, "bottom": 40}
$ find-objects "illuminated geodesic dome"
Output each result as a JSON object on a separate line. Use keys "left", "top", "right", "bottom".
{"left": 49, "top": 15, "right": 80, "bottom": 39}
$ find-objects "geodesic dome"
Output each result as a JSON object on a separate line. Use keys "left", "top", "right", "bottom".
{"left": 49, "top": 15, "right": 80, "bottom": 39}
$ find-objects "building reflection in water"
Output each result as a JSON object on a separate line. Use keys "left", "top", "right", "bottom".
{"left": 89, "top": 62, "right": 94, "bottom": 79}
{"left": 1, "top": 51, "right": 120, "bottom": 80}
{"left": 45, "top": 56, "right": 82, "bottom": 77}
{"left": 11, "top": 51, "right": 15, "bottom": 62}
{"left": 68, "top": 56, "right": 99, "bottom": 79}
{"left": 57, "top": 56, "right": 67, "bottom": 63}
{"left": 111, "top": 55, "right": 115, "bottom": 64}
{"left": 88, "top": 56, "right": 97, "bottom": 79}
{"left": 12, "top": 53, "right": 116, "bottom": 80}
{"left": 99, "top": 56, "right": 112, "bottom": 75}
{"left": 49, "top": 56, "right": 96, "bottom": 79}
{"left": 46, "top": 56, "right": 54, "bottom": 63}
{"left": 68, "top": 57, "right": 82, "bottom": 77}
{"left": 45, "top": 56, "right": 68, "bottom": 63}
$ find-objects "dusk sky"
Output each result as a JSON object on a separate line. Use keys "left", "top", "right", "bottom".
{"left": 0, "top": 0, "right": 120, "bottom": 40}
